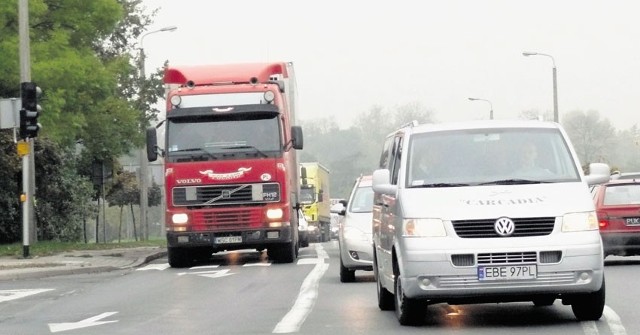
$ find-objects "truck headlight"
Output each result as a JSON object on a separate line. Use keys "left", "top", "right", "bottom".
{"left": 403, "top": 218, "right": 447, "bottom": 237}
{"left": 172, "top": 213, "right": 189, "bottom": 225}
{"left": 266, "top": 208, "right": 284, "bottom": 220}
{"left": 562, "top": 211, "right": 598, "bottom": 232}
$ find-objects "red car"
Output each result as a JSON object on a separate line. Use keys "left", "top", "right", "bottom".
{"left": 591, "top": 179, "right": 640, "bottom": 257}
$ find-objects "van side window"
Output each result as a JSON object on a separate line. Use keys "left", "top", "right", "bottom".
{"left": 390, "top": 136, "right": 403, "bottom": 185}
{"left": 379, "top": 136, "right": 393, "bottom": 169}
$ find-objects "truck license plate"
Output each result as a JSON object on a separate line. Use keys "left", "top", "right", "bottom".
{"left": 478, "top": 265, "right": 537, "bottom": 281}
{"left": 215, "top": 236, "right": 242, "bottom": 244}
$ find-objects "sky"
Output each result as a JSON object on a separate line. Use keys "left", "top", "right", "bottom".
{"left": 140, "top": 0, "right": 640, "bottom": 131}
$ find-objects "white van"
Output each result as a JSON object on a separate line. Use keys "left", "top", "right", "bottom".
{"left": 371, "top": 120, "right": 611, "bottom": 325}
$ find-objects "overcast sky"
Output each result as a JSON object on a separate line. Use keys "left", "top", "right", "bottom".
{"left": 141, "top": 0, "right": 640, "bottom": 131}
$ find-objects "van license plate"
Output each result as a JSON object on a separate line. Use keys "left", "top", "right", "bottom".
{"left": 478, "top": 265, "right": 537, "bottom": 281}
{"left": 215, "top": 236, "right": 242, "bottom": 244}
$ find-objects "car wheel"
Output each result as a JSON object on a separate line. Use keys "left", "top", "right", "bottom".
{"left": 571, "top": 277, "right": 605, "bottom": 321}
{"left": 374, "top": 252, "right": 394, "bottom": 311}
{"left": 340, "top": 258, "right": 356, "bottom": 283}
{"left": 394, "top": 267, "right": 425, "bottom": 325}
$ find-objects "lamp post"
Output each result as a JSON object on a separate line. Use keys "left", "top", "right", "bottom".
{"left": 138, "top": 25, "right": 176, "bottom": 240}
{"left": 523, "top": 51, "right": 558, "bottom": 123}
{"left": 468, "top": 97, "right": 493, "bottom": 120}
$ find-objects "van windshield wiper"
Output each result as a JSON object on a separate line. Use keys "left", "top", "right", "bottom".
{"left": 412, "top": 183, "right": 470, "bottom": 188}
{"left": 222, "top": 145, "right": 268, "bottom": 158}
{"left": 478, "top": 179, "right": 548, "bottom": 185}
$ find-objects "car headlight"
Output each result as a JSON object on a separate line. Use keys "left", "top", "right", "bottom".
{"left": 562, "top": 211, "right": 598, "bottom": 232}
{"left": 402, "top": 218, "right": 447, "bottom": 237}
{"left": 343, "top": 226, "right": 368, "bottom": 241}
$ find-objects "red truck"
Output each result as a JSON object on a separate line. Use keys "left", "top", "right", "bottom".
{"left": 146, "top": 62, "right": 304, "bottom": 267}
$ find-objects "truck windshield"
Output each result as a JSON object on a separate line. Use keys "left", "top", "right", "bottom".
{"left": 166, "top": 114, "right": 281, "bottom": 161}
{"left": 406, "top": 127, "right": 581, "bottom": 187}
{"left": 300, "top": 186, "right": 315, "bottom": 204}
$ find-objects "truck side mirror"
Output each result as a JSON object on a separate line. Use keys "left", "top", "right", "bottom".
{"left": 146, "top": 127, "right": 158, "bottom": 162}
{"left": 291, "top": 126, "right": 303, "bottom": 150}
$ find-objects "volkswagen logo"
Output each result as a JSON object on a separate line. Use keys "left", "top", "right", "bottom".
{"left": 494, "top": 217, "right": 515, "bottom": 236}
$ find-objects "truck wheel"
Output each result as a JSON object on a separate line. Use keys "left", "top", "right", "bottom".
{"left": 340, "top": 258, "right": 356, "bottom": 283}
{"left": 571, "top": 277, "right": 605, "bottom": 321}
{"left": 168, "top": 247, "right": 192, "bottom": 268}
{"left": 268, "top": 242, "right": 296, "bottom": 263}
{"left": 394, "top": 267, "right": 426, "bottom": 325}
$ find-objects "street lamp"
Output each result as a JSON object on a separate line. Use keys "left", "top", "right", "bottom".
{"left": 468, "top": 97, "right": 494, "bottom": 120}
{"left": 138, "top": 25, "right": 177, "bottom": 240}
{"left": 523, "top": 51, "right": 558, "bottom": 123}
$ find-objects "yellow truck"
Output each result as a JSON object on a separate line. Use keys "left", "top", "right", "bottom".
{"left": 300, "top": 162, "right": 331, "bottom": 242}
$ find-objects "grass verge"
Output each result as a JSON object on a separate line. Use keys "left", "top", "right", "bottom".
{"left": 0, "top": 239, "right": 167, "bottom": 258}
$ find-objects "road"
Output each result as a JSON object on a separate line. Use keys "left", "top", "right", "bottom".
{"left": 0, "top": 241, "right": 638, "bottom": 334}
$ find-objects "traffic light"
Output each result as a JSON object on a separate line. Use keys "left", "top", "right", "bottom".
{"left": 19, "top": 81, "right": 42, "bottom": 140}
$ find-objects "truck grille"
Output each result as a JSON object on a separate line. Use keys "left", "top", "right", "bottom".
{"left": 452, "top": 217, "right": 555, "bottom": 238}
{"left": 191, "top": 207, "right": 263, "bottom": 230}
{"left": 173, "top": 183, "right": 280, "bottom": 207}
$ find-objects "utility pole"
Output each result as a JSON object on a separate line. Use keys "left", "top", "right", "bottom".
{"left": 18, "top": 0, "right": 34, "bottom": 258}
{"left": 138, "top": 26, "right": 177, "bottom": 240}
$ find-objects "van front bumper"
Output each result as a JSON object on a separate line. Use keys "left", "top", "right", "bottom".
{"left": 397, "top": 233, "right": 604, "bottom": 300}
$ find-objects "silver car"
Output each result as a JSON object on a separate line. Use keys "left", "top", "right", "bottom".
{"left": 335, "top": 175, "right": 374, "bottom": 282}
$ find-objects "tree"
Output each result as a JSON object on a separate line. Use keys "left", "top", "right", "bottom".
{"left": 106, "top": 170, "right": 138, "bottom": 242}
{"left": 0, "top": 1, "right": 163, "bottom": 243}
{"left": 562, "top": 110, "right": 616, "bottom": 167}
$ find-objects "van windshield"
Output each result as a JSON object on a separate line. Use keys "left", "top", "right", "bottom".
{"left": 406, "top": 127, "right": 580, "bottom": 187}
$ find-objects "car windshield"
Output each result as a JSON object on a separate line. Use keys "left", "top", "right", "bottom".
{"left": 406, "top": 127, "right": 580, "bottom": 187}
{"left": 603, "top": 184, "right": 640, "bottom": 205}
{"left": 349, "top": 186, "right": 374, "bottom": 213}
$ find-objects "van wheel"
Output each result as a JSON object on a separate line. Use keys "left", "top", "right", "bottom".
{"left": 394, "top": 269, "right": 426, "bottom": 325}
{"left": 340, "top": 258, "right": 356, "bottom": 283}
{"left": 571, "top": 277, "right": 605, "bottom": 321}
{"left": 374, "top": 253, "right": 394, "bottom": 311}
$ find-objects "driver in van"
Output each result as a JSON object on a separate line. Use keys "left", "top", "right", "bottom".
{"left": 412, "top": 146, "right": 443, "bottom": 183}
{"left": 514, "top": 142, "right": 553, "bottom": 176}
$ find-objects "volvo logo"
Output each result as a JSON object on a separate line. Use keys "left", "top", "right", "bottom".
{"left": 494, "top": 217, "right": 515, "bottom": 236}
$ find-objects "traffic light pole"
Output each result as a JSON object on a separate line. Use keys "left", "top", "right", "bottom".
{"left": 19, "top": 0, "right": 33, "bottom": 258}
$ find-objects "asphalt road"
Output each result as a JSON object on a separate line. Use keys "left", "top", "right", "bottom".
{"left": 0, "top": 241, "right": 638, "bottom": 334}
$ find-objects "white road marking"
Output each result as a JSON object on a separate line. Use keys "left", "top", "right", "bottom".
{"left": 603, "top": 305, "right": 627, "bottom": 335}
{"left": 296, "top": 258, "right": 321, "bottom": 265}
{"left": 580, "top": 305, "right": 627, "bottom": 335}
{"left": 196, "top": 269, "right": 235, "bottom": 279}
{"left": 243, "top": 263, "right": 271, "bottom": 267}
{"left": 136, "top": 263, "right": 171, "bottom": 271}
{"left": 0, "top": 289, "right": 54, "bottom": 303}
{"left": 581, "top": 321, "right": 599, "bottom": 335}
{"left": 189, "top": 265, "right": 220, "bottom": 270}
{"left": 48, "top": 312, "right": 118, "bottom": 333}
{"left": 272, "top": 244, "right": 329, "bottom": 333}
